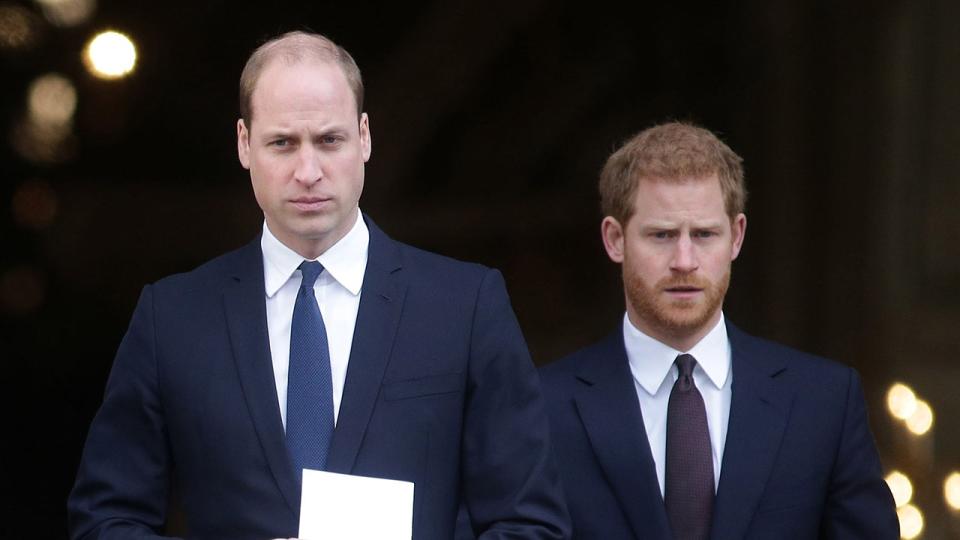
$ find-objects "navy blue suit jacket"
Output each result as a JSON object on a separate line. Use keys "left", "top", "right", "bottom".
{"left": 539, "top": 322, "right": 898, "bottom": 539}
{"left": 69, "top": 217, "right": 569, "bottom": 540}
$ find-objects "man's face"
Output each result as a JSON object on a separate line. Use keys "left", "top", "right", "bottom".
{"left": 601, "top": 175, "right": 746, "bottom": 349}
{"left": 237, "top": 59, "right": 371, "bottom": 259}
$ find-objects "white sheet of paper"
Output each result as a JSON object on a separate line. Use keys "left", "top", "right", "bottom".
{"left": 298, "top": 469, "right": 414, "bottom": 540}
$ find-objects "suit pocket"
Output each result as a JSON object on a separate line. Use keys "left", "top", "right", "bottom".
{"left": 382, "top": 372, "right": 463, "bottom": 401}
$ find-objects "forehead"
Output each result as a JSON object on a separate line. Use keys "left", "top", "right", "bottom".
{"left": 631, "top": 175, "right": 726, "bottom": 220}
{"left": 250, "top": 58, "right": 357, "bottom": 122}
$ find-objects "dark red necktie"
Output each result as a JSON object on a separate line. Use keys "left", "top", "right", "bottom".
{"left": 665, "top": 354, "right": 714, "bottom": 540}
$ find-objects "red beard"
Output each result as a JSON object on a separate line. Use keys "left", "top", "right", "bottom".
{"left": 624, "top": 269, "right": 729, "bottom": 341}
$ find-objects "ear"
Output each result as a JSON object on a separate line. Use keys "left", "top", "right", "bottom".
{"left": 601, "top": 216, "right": 626, "bottom": 263}
{"left": 237, "top": 119, "right": 251, "bottom": 170}
{"left": 729, "top": 213, "right": 747, "bottom": 261}
{"left": 359, "top": 113, "right": 372, "bottom": 162}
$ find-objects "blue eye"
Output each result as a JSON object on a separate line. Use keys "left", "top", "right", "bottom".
{"left": 320, "top": 135, "right": 343, "bottom": 145}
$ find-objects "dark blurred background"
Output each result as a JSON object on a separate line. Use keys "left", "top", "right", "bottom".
{"left": 2, "top": 0, "right": 958, "bottom": 537}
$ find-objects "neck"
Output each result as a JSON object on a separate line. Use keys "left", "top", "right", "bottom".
{"left": 267, "top": 208, "right": 359, "bottom": 260}
{"left": 625, "top": 309, "right": 722, "bottom": 352}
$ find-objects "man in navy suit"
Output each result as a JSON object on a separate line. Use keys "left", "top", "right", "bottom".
{"left": 68, "top": 31, "right": 569, "bottom": 540}
{"left": 539, "top": 122, "right": 898, "bottom": 539}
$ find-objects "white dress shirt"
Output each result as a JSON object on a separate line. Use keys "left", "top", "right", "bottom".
{"left": 623, "top": 312, "right": 732, "bottom": 496}
{"left": 261, "top": 211, "right": 368, "bottom": 428}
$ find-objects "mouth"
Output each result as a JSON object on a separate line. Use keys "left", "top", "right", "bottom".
{"left": 664, "top": 285, "right": 704, "bottom": 299}
{"left": 289, "top": 196, "right": 332, "bottom": 211}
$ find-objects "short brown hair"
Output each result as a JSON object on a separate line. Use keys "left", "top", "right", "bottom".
{"left": 238, "top": 31, "right": 364, "bottom": 126}
{"left": 599, "top": 121, "right": 746, "bottom": 223}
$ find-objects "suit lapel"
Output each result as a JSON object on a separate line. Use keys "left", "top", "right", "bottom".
{"left": 711, "top": 323, "right": 793, "bottom": 539}
{"left": 573, "top": 332, "right": 671, "bottom": 539}
{"left": 223, "top": 238, "right": 301, "bottom": 518}
{"left": 325, "top": 217, "right": 407, "bottom": 474}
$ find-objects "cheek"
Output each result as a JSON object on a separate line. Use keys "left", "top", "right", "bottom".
{"left": 623, "top": 249, "right": 657, "bottom": 281}
{"left": 252, "top": 152, "right": 289, "bottom": 179}
{"left": 251, "top": 149, "right": 292, "bottom": 174}
{"left": 354, "top": 173, "right": 365, "bottom": 196}
{"left": 704, "top": 252, "right": 733, "bottom": 277}
{"left": 248, "top": 178, "right": 269, "bottom": 210}
{"left": 342, "top": 157, "right": 366, "bottom": 194}
{"left": 624, "top": 241, "right": 662, "bottom": 267}
{"left": 348, "top": 152, "right": 366, "bottom": 175}
{"left": 249, "top": 169, "right": 282, "bottom": 206}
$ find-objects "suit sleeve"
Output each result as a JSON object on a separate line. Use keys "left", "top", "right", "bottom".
{"left": 459, "top": 269, "right": 572, "bottom": 539}
{"left": 820, "top": 368, "right": 899, "bottom": 539}
{"left": 67, "top": 285, "right": 182, "bottom": 540}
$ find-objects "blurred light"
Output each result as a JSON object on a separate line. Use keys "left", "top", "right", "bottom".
{"left": 0, "top": 265, "right": 45, "bottom": 315}
{"left": 0, "top": 3, "right": 38, "bottom": 50}
{"left": 945, "top": 472, "right": 960, "bottom": 510}
{"left": 885, "top": 471, "right": 913, "bottom": 508}
{"left": 34, "top": 0, "right": 95, "bottom": 27}
{"left": 12, "top": 179, "right": 58, "bottom": 229}
{"left": 84, "top": 30, "right": 136, "bottom": 79}
{"left": 887, "top": 383, "right": 917, "bottom": 421}
{"left": 905, "top": 400, "right": 933, "bottom": 435}
{"left": 10, "top": 116, "right": 75, "bottom": 164}
{"left": 12, "top": 73, "right": 77, "bottom": 164}
{"left": 897, "top": 503, "right": 923, "bottom": 539}
{"left": 28, "top": 73, "right": 77, "bottom": 127}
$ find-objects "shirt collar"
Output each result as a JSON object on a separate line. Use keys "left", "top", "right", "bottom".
{"left": 261, "top": 210, "right": 369, "bottom": 298}
{"left": 623, "top": 312, "right": 731, "bottom": 396}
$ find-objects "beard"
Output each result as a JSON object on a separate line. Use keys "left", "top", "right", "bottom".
{"left": 624, "top": 266, "right": 730, "bottom": 342}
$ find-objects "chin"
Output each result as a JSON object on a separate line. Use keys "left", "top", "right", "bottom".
{"left": 295, "top": 218, "right": 337, "bottom": 235}
{"left": 658, "top": 307, "right": 714, "bottom": 332}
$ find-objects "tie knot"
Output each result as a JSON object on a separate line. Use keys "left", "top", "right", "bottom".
{"left": 299, "top": 261, "right": 324, "bottom": 288}
{"left": 675, "top": 354, "right": 697, "bottom": 379}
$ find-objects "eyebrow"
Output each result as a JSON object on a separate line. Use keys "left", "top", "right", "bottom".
{"left": 640, "top": 220, "right": 726, "bottom": 230}
{"left": 259, "top": 126, "right": 349, "bottom": 140}
{"left": 257, "top": 128, "right": 293, "bottom": 140}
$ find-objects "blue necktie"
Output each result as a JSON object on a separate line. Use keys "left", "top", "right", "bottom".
{"left": 286, "top": 261, "right": 334, "bottom": 481}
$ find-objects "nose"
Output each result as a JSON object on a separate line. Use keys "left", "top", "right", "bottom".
{"left": 293, "top": 147, "right": 323, "bottom": 185}
{"left": 670, "top": 234, "right": 699, "bottom": 273}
